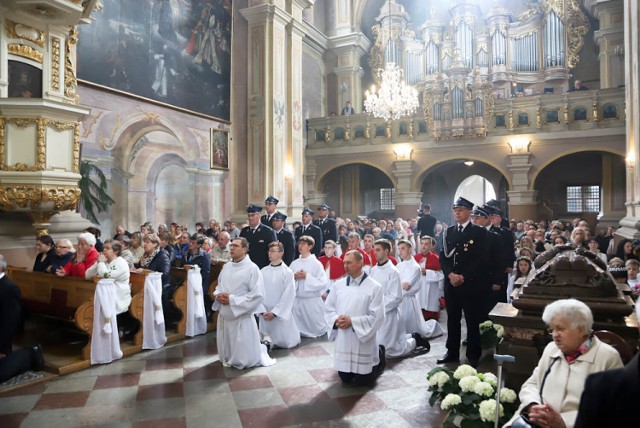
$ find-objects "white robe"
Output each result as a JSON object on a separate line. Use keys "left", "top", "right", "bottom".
{"left": 370, "top": 262, "right": 416, "bottom": 358}
{"left": 259, "top": 264, "right": 300, "bottom": 349}
{"left": 416, "top": 257, "right": 444, "bottom": 312}
{"left": 85, "top": 257, "right": 131, "bottom": 315}
{"left": 397, "top": 258, "right": 444, "bottom": 339}
{"left": 324, "top": 275, "right": 384, "bottom": 374}
{"left": 212, "top": 256, "right": 275, "bottom": 369}
{"left": 290, "top": 254, "right": 328, "bottom": 337}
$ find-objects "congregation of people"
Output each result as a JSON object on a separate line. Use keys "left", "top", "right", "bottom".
{"left": 4, "top": 194, "right": 639, "bottom": 426}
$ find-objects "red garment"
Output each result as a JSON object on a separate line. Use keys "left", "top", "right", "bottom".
{"left": 414, "top": 252, "right": 441, "bottom": 271}
{"left": 318, "top": 255, "right": 345, "bottom": 280}
{"left": 63, "top": 246, "right": 99, "bottom": 278}
{"left": 340, "top": 248, "right": 372, "bottom": 266}
{"left": 389, "top": 255, "right": 398, "bottom": 265}
{"left": 363, "top": 248, "right": 396, "bottom": 265}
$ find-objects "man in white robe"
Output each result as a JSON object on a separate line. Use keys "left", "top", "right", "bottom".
{"left": 324, "top": 250, "right": 385, "bottom": 387}
{"left": 397, "top": 239, "right": 444, "bottom": 342}
{"left": 213, "top": 237, "right": 275, "bottom": 369}
{"left": 370, "top": 239, "right": 422, "bottom": 358}
{"left": 291, "top": 236, "right": 328, "bottom": 337}
{"left": 259, "top": 242, "right": 300, "bottom": 349}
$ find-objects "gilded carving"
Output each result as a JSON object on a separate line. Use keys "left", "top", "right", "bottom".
{"left": 7, "top": 44, "right": 43, "bottom": 63}
{"left": 73, "top": 123, "right": 80, "bottom": 173}
{"left": 0, "top": 185, "right": 81, "bottom": 212}
{"left": 344, "top": 126, "right": 351, "bottom": 142}
{"left": 6, "top": 20, "right": 45, "bottom": 47}
{"left": 541, "top": 0, "right": 589, "bottom": 69}
{"left": 0, "top": 118, "right": 44, "bottom": 171}
{"left": 0, "top": 118, "right": 4, "bottom": 170}
{"left": 592, "top": 102, "right": 599, "bottom": 122}
{"left": 65, "top": 27, "right": 79, "bottom": 100}
{"left": 51, "top": 37, "right": 61, "bottom": 91}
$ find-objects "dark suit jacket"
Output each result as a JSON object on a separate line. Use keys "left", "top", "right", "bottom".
{"left": 0, "top": 275, "right": 21, "bottom": 355}
{"left": 486, "top": 229, "right": 504, "bottom": 287}
{"left": 313, "top": 217, "right": 337, "bottom": 244}
{"left": 240, "top": 224, "right": 278, "bottom": 269}
{"left": 490, "top": 225, "right": 516, "bottom": 275}
{"left": 260, "top": 213, "right": 276, "bottom": 228}
{"left": 276, "top": 228, "right": 296, "bottom": 266}
{"left": 439, "top": 223, "right": 489, "bottom": 295}
{"left": 417, "top": 214, "right": 437, "bottom": 238}
{"left": 294, "top": 223, "right": 323, "bottom": 257}
{"left": 574, "top": 353, "right": 639, "bottom": 428}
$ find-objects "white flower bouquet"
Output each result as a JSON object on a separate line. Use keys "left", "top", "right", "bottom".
{"left": 479, "top": 320, "right": 505, "bottom": 349}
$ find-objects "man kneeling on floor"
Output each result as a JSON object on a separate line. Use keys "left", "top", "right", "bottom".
{"left": 324, "top": 250, "right": 385, "bottom": 387}
{"left": 213, "top": 238, "right": 275, "bottom": 369}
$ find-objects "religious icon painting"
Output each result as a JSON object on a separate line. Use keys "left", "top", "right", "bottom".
{"left": 210, "top": 129, "right": 229, "bottom": 170}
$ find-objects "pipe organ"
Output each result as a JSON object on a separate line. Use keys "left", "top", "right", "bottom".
{"left": 368, "top": 0, "right": 589, "bottom": 140}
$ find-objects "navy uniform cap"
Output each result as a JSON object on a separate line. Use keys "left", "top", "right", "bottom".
{"left": 265, "top": 195, "right": 279, "bottom": 205}
{"left": 453, "top": 197, "right": 474, "bottom": 210}
{"left": 272, "top": 212, "right": 287, "bottom": 221}
{"left": 482, "top": 204, "right": 503, "bottom": 217}
{"left": 318, "top": 203, "right": 331, "bottom": 211}
{"left": 247, "top": 204, "right": 263, "bottom": 213}
{"left": 471, "top": 208, "right": 488, "bottom": 218}
{"left": 302, "top": 208, "right": 314, "bottom": 216}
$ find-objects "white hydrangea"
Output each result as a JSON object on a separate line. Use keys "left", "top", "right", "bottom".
{"left": 473, "top": 381, "right": 494, "bottom": 397}
{"left": 495, "top": 324, "right": 505, "bottom": 338}
{"left": 479, "top": 320, "right": 494, "bottom": 330}
{"left": 459, "top": 375, "right": 480, "bottom": 392}
{"left": 453, "top": 364, "right": 478, "bottom": 379}
{"left": 479, "top": 399, "right": 504, "bottom": 422}
{"left": 482, "top": 372, "right": 498, "bottom": 388}
{"left": 500, "top": 388, "right": 517, "bottom": 403}
{"left": 428, "top": 371, "right": 451, "bottom": 388}
{"left": 441, "top": 393, "right": 462, "bottom": 410}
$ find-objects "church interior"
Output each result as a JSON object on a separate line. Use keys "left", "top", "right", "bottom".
{"left": 0, "top": 0, "right": 639, "bottom": 426}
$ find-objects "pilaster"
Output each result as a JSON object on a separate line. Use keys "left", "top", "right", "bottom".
{"left": 393, "top": 159, "right": 421, "bottom": 219}
{"left": 506, "top": 152, "right": 538, "bottom": 220}
{"left": 589, "top": 0, "right": 625, "bottom": 89}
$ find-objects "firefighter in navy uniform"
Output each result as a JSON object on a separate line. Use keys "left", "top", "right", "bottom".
{"left": 261, "top": 195, "right": 279, "bottom": 228}
{"left": 272, "top": 212, "right": 295, "bottom": 266}
{"left": 437, "top": 197, "right": 489, "bottom": 368}
{"left": 294, "top": 208, "right": 323, "bottom": 257}
{"left": 240, "top": 204, "right": 277, "bottom": 269}
{"left": 482, "top": 203, "right": 516, "bottom": 308}
{"left": 313, "top": 204, "right": 337, "bottom": 246}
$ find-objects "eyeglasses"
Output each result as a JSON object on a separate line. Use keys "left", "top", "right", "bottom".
{"left": 56, "top": 246, "right": 69, "bottom": 249}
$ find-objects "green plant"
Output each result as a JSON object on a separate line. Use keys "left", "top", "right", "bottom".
{"left": 480, "top": 320, "right": 504, "bottom": 350}
{"left": 427, "top": 364, "right": 519, "bottom": 427}
{"left": 78, "top": 160, "right": 115, "bottom": 225}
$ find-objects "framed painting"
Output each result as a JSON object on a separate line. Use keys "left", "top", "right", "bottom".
{"left": 77, "top": 0, "right": 233, "bottom": 122}
{"left": 210, "top": 129, "right": 229, "bottom": 170}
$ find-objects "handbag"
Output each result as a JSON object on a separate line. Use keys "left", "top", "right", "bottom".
{"left": 509, "top": 356, "right": 560, "bottom": 428}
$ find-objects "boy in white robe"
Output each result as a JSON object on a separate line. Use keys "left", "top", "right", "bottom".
{"left": 291, "top": 236, "right": 329, "bottom": 337}
{"left": 259, "top": 242, "right": 300, "bottom": 349}
{"left": 324, "top": 250, "right": 385, "bottom": 387}
{"left": 370, "top": 239, "right": 423, "bottom": 358}
{"left": 396, "top": 240, "right": 444, "bottom": 342}
{"left": 213, "top": 237, "right": 275, "bottom": 369}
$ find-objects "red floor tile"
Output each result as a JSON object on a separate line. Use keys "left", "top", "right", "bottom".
{"left": 277, "top": 384, "right": 328, "bottom": 405}
{"left": 292, "top": 345, "right": 330, "bottom": 358}
{"left": 237, "top": 405, "right": 293, "bottom": 428}
{"left": 308, "top": 368, "right": 341, "bottom": 383}
{"left": 132, "top": 417, "right": 187, "bottom": 428}
{"left": 0, "top": 412, "right": 28, "bottom": 428}
{"left": 183, "top": 364, "right": 225, "bottom": 381}
{"left": 336, "top": 393, "right": 388, "bottom": 416}
{"left": 371, "top": 373, "right": 411, "bottom": 391}
{"left": 33, "top": 391, "right": 90, "bottom": 410}
{"left": 228, "top": 375, "right": 273, "bottom": 392}
{"left": 145, "top": 358, "right": 185, "bottom": 371}
{"left": 1, "top": 382, "right": 47, "bottom": 397}
{"left": 136, "top": 383, "right": 184, "bottom": 401}
{"left": 94, "top": 373, "right": 141, "bottom": 389}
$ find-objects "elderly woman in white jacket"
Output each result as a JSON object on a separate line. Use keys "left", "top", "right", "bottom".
{"left": 85, "top": 240, "right": 132, "bottom": 314}
{"left": 505, "top": 299, "right": 623, "bottom": 428}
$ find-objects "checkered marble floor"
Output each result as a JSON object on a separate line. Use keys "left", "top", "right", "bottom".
{"left": 0, "top": 322, "right": 460, "bottom": 428}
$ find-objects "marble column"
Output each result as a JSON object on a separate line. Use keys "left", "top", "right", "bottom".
{"left": 589, "top": 0, "right": 625, "bottom": 89}
{"left": 618, "top": 0, "right": 640, "bottom": 238}
{"left": 506, "top": 151, "right": 538, "bottom": 221}
{"left": 331, "top": 38, "right": 370, "bottom": 113}
{"left": 393, "top": 159, "right": 422, "bottom": 219}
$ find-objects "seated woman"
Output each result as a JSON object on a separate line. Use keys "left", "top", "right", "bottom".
{"left": 159, "top": 231, "right": 176, "bottom": 265}
{"left": 46, "top": 239, "right": 75, "bottom": 274}
{"left": 118, "top": 235, "right": 135, "bottom": 269}
{"left": 184, "top": 234, "right": 211, "bottom": 294}
{"left": 130, "top": 232, "right": 144, "bottom": 266}
{"left": 134, "top": 233, "right": 171, "bottom": 313}
{"left": 506, "top": 299, "right": 623, "bottom": 428}
{"left": 33, "top": 235, "right": 56, "bottom": 272}
{"left": 56, "top": 232, "right": 99, "bottom": 278}
{"left": 85, "top": 240, "right": 131, "bottom": 315}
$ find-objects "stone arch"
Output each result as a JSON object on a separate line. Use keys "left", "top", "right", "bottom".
{"left": 147, "top": 154, "right": 190, "bottom": 226}
{"left": 414, "top": 156, "right": 512, "bottom": 192}
{"left": 315, "top": 159, "right": 396, "bottom": 190}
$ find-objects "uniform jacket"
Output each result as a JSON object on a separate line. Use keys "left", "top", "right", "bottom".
{"left": 240, "top": 224, "right": 278, "bottom": 269}
{"left": 507, "top": 338, "right": 623, "bottom": 428}
{"left": 276, "top": 228, "right": 296, "bottom": 266}
{"left": 261, "top": 213, "right": 277, "bottom": 228}
{"left": 490, "top": 225, "right": 516, "bottom": 271}
{"left": 294, "top": 223, "right": 323, "bottom": 257}
{"left": 440, "top": 223, "right": 489, "bottom": 294}
{"left": 313, "top": 217, "right": 337, "bottom": 244}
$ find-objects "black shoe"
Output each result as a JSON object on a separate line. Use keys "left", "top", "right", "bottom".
{"left": 261, "top": 340, "right": 273, "bottom": 352}
{"left": 412, "top": 333, "right": 431, "bottom": 352}
{"left": 467, "top": 358, "right": 479, "bottom": 368}
{"left": 30, "top": 344, "right": 45, "bottom": 372}
{"left": 462, "top": 339, "right": 468, "bottom": 346}
{"left": 377, "top": 345, "right": 386, "bottom": 375}
{"left": 436, "top": 353, "right": 460, "bottom": 364}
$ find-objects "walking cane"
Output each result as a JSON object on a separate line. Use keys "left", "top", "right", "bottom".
{"left": 494, "top": 354, "right": 516, "bottom": 428}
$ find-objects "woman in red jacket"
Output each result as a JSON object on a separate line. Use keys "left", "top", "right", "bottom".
{"left": 55, "top": 232, "right": 99, "bottom": 278}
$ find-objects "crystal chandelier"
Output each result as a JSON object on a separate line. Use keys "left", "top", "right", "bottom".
{"left": 364, "top": 63, "right": 419, "bottom": 121}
